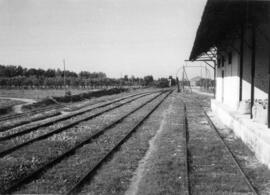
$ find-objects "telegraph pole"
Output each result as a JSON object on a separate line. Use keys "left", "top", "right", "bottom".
{"left": 63, "top": 59, "right": 66, "bottom": 94}
{"left": 182, "top": 65, "right": 185, "bottom": 92}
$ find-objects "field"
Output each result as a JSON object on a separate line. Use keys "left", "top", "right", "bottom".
{"left": 0, "top": 89, "right": 99, "bottom": 100}
{"left": 0, "top": 99, "right": 25, "bottom": 115}
{"left": 0, "top": 99, "right": 24, "bottom": 108}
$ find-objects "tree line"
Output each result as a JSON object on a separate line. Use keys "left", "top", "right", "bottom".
{"left": 0, "top": 65, "right": 172, "bottom": 89}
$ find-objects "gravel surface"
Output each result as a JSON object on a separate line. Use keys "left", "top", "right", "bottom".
{"left": 0, "top": 110, "right": 61, "bottom": 132}
{"left": 3, "top": 90, "right": 269, "bottom": 194}
{"left": 0, "top": 92, "right": 158, "bottom": 192}
{"left": 182, "top": 94, "right": 251, "bottom": 194}
{"left": 209, "top": 110, "right": 270, "bottom": 194}
{"left": 14, "top": 93, "right": 164, "bottom": 194}
{"left": 126, "top": 92, "right": 188, "bottom": 195}
{"left": 183, "top": 92, "right": 270, "bottom": 194}
{"left": 0, "top": 93, "right": 150, "bottom": 152}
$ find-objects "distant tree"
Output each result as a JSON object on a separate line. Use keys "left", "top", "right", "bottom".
{"left": 5, "top": 65, "right": 18, "bottom": 77}
{"left": 143, "top": 75, "right": 154, "bottom": 86}
{"left": 45, "top": 69, "right": 56, "bottom": 77}
{"left": 79, "top": 71, "right": 90, "bottom": 79}
{"left": 16, "top": 66, "right": 24, "bottom": 76}
{"left": 26, "top": 68, "right": 38, "bottom": 77}
{"left": 123, "top": 75, "right": 128, "bottom": 81}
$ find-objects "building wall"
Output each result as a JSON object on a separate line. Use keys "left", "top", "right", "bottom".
{"left": 242, "top": 28, "right": 252, "bottom": 101}
{"left": 215, "top": 23, "right": 270, "bottom": 110}
{"left": 254, "top": 23, "right": 269, "bottom": 100}
{"left": 216, "top": 41, "right": 240, "bottom": 110}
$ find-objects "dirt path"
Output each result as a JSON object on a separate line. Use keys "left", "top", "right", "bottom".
{"left": 191, "top": 87, "right": 214, "bottom": 97}
{"left": 125, "top": 104, "right": 171, "bottom": 195}
{"left": 0, "top": 97, "right": 36, "bottom": 113}
{"left": 126, "top": 93, "right": 188, "bottom": 195}
{"left": 0, "top": 97, "right": 36, "bottom": 104}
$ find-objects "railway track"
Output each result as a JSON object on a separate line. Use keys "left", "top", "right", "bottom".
{"left": 183, "top": 104, "right": 190, "bottom": 195}
{"left": 0, "top": 91, "right": 161, "bottom": 158}
{"left": 1, "top": 90, "right": 172, "bottom": 194}
{"left": 181, "top": 95, "right": 258, "bottom": 195}
{"left": 66, "top": 90, "right": 173, "bottom": 194}
{"left": 200, "top": 105, "right": 258, "bottom": 195}
{"left": 2, "top": 91, "right": 256, "bottom": 194}
{"left": 0, "top": 91, "right": 155, "bottom": 136}
{"left": 0, "top": 91, "right": 154, "bottom": 133}
{"left": 0, "top": 104, "right": 63, "bottom": 122}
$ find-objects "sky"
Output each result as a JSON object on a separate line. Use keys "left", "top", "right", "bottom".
{"left": 0, "top": 0, "right": 209, "bottom": 79}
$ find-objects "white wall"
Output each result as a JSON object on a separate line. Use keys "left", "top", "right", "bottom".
{"left": 216, "top": 43, "right": 240, "bottom": 110}
{"left": 215, "top": 23, "right": 270, "bottom": 110}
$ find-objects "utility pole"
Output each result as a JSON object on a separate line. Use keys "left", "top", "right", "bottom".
{"left": 63, "top": 59, "right": 66, "bottom": 94}
{"left": 176, "top": 77, "right": 180, "bottom": 92}
{"left": 183, "top": 67, "right": 192, "bottom": 93}
{"left": 182, "top": 66, "right": 185, "bottom": 92}
{"left": 200, "top": 64, "right": 203, "bottom": 90}
{"left": 175, "top": 66, "right": 181, "bottom": 93}
{"left": 205, "top": 64, "right": 207, "bottom": 90}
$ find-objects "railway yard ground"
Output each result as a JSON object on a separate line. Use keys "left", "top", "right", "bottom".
{"left": 0, "top": 89, "right": 98, "bottom": 100}
{"left": 0, "top": 88, "right": 270, "bottom": 194}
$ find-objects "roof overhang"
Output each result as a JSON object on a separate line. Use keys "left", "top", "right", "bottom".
{"left": 189, "top": 0, "right": 269, "bottom": 61}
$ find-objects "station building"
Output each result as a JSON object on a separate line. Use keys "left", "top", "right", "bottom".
{"left": 189, "top": 0, "right": 270, "bottom": 167}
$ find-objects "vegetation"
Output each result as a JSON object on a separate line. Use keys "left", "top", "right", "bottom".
{"left": 22, "top": 88, "right": 128, "bottom": 110}
{"left": 195, "top": 78, "right": 214, "bottom": 88}
{"left": 155, "top": 76, "right": 176, "bottom": 88}
{"left": 0, "top": 65, "right": 177, "bottom": 89}
{"left": 0, "top": 65, "right": 116, "bottom": 89}
{"left": 156, "top": 78, "right": 169, "bottom": 88}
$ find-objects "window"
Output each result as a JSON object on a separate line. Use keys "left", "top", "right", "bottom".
{"left": 228, "top": 52, "right": 232, "bottom": 65}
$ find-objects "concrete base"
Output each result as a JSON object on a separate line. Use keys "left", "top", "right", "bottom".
{"left": 211, "top": 99, "right": 270, "bottom": 169}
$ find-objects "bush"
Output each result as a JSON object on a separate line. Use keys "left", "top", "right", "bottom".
{"left": 155, "top": 78, "right": 169, "bottom": 88}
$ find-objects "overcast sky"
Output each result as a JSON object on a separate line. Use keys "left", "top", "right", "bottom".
{"left": 0, "top": 0, "right": 208, "bottom": 79}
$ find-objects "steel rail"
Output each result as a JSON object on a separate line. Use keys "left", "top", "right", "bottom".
{"left": 202, "top": 108, "right": 258, "bottom": 195}
{"left": 182, "top": 94, "right": 258, "bottom": 195}
{"left": 0, "top": 111, "right": 62, "bottom": 133}
{"left": 0, "top": 104, "right": 63, "bottom": 122}
{"left": 66, "top": 90, "right": 173, "bottom": 195}
{"left": 0, "top": 91, "right": 160, "bottom": 158}
{"left": 1, "top": 90, "right": 168, "bottom": 194}
{"left": 183, "top": 104, "right": 191, "bottom": 195}
{"left": 0, "top": 91, "right": 153, "bottom": 133}
{"left": 0, "top": 91, "right": 155, "bottom": 139}
{"left": 0, "top": 90, "right": 161, "bottom": 122}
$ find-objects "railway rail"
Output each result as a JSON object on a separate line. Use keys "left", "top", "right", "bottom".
{"left": 181, "top": 95, "right": 258, "bottom": 195}
{"left": 1, "top": 90, "right": 172, "bottom": 194}
{"left": 200, "top": 105, "right": 258, "bottom": 195}
{"left": 66, "top": 90, "right": 172, "bottom": 195}
{"left": 0, "top": 91, "right": 154, "bottom": 136}
{"left": 183, "top": 104, "right": 190, "bottom": 195}
{"left": 1, "top": 91, "right": 258, "bottom": 194}
{"left": 0, "top": 91, "right": 154, "bottom": 132}
{"left": 0, "top": 104, "right": 63, "bottom": 122}
{"left": 0, "top": 91, "right": 161, "bottom": 158}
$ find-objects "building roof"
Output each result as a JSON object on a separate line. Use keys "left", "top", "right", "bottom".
{"left": 189, "top": 0, "right": 269, "bottom": 61}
